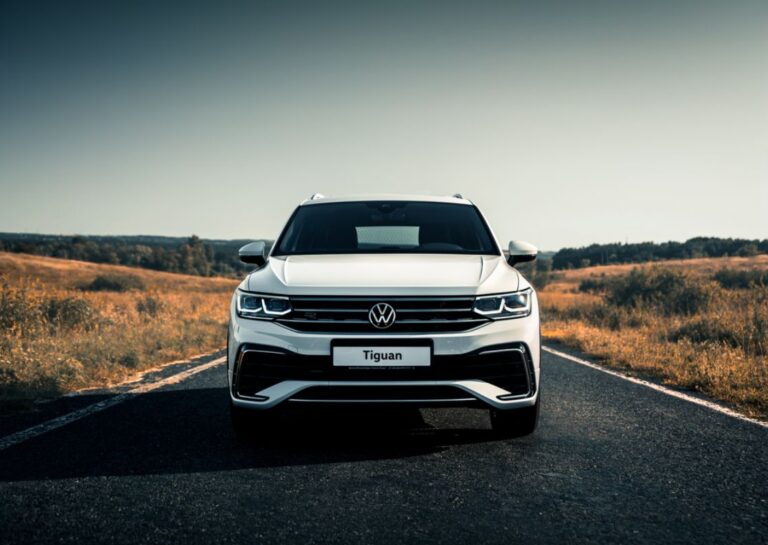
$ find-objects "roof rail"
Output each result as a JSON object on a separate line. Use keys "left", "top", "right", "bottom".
{"left": 309, "top": 193, "right": 326, "bottom": 200}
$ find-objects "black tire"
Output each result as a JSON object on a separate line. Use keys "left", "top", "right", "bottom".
{"left": 230, "top": 401, "right": 278, "bottom": 440}
{"left": 490, "top": 396, "right": 540, "bottom": 438}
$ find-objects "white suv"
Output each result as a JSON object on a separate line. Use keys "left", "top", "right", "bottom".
{"left": 228, "top": 194, "right": 541, "bottom": 437}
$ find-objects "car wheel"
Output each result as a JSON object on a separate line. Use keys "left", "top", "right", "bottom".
{"left": 490, "top": 396, "right": 540, "bottom": 438}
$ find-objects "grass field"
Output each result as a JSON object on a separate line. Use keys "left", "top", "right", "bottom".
{"left": 537, "top": 255, "right": 768, "bottom": 419}
{"left": 0, "top": 252, "right": 238, "bottom": 407}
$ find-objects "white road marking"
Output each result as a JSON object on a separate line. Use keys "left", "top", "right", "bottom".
{"left": 62, "top": 350, "right": 219, "bottom": 398}
{"left": 0, "top": 356, "right": 226, "bottom": 452}
{"left": 542, "top": 345, "right": 768, "bottom": 430}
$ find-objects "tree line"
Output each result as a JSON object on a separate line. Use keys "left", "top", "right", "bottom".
{"left": 0, "top": 233, "right": 263, "bottom": 277}
{"left": 551, "top": 237, "right": 768, "bottom": 270}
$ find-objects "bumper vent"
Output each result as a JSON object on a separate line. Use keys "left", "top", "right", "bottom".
{"left": 291, "top": 385, "right": 475, "bottom": 403}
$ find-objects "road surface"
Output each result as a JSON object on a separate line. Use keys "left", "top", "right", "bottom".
{"left": 0, "top": 347, "right": 766, "bottom": 544}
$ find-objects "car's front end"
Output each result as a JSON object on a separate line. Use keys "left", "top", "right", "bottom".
{"left": 228, "top": 195, "right": 541, "bottom": 436}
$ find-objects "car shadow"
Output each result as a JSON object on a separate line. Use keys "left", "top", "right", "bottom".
{"left": 0, "top": 386, "right": 503, "bottom": 482}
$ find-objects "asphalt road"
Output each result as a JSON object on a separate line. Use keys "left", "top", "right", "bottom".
{"left": 0, "top": 348, "right": 766, "bottom": 545}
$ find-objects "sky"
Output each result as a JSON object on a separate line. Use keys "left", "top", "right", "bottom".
{"left": 1, "top": 0, "right": 766, "bottom": 251}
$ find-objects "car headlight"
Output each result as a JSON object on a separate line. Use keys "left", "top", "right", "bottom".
{"left": 473, "top": 288, "right": 532, "bottom": 319}
{"left": 236, "top": 292, "right": 292, "bottom": 319}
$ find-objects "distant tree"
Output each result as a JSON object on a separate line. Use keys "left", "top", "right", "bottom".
{"left": 738, "top": 243, "right": 759, "bottom": 257}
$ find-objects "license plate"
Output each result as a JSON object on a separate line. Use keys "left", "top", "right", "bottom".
{"left": 332, "top": 346, "right": 431, "bottom": 367}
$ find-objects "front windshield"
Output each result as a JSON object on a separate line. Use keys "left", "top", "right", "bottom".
{"left": 273, "top": 201, "right": 500, "bottom": 256}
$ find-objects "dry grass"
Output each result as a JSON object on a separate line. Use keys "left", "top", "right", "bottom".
{"left": 539, "top": 256, "right": 768, "bottom": 419}
{"left": 0, "top": 252, "right": 238, "bottom": 405}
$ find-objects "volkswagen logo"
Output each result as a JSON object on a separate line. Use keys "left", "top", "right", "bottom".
{"left": 368, "top": 302, "right": 396, "bottom": 329}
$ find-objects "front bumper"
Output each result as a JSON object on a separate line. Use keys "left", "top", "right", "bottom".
{"left": 228, "top": 302, "right": 541, "bottom": 410}
{"left": 230, "top": 341, "right": 538, "bottom": 410}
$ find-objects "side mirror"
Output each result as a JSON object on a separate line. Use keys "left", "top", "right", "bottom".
{"left": 239, "top": 241, "right": 268, "bottom": 267}
{"left": 507, "top": 240, "right": 537, "bottom": 266}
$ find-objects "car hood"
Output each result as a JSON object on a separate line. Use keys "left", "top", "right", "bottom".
{"left": 246, "top": 254, "right": 521, "bottom": 296}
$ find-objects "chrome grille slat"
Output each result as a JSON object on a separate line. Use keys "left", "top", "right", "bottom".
{"left": 289, "top": 296, "right": 475, "bottom": 302}
{"left": 290, "top": 308, "right": 368, "bottom": 314}
{"left": 277, "top": 318, "right": 486, "bottom": 325}
{"left": 391, "top": 308, "right": 473, "bottom": 313}
{"left": 289, "top": 307, "right": 472, "bottom": 314}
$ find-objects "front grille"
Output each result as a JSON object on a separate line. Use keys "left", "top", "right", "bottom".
{"left": 276, "top": 296, "right": 488, "bottom": 334}
{"left": 232, "top": 343, "right": 534, "bottom": 400}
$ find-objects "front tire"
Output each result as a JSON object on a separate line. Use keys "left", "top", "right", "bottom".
{"left": 490, "top": 396, "right": 539, "bottom": 438}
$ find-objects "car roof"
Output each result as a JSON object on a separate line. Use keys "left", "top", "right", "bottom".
{"left": 300, "top": 193, "right": 472, "bottom": 206}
